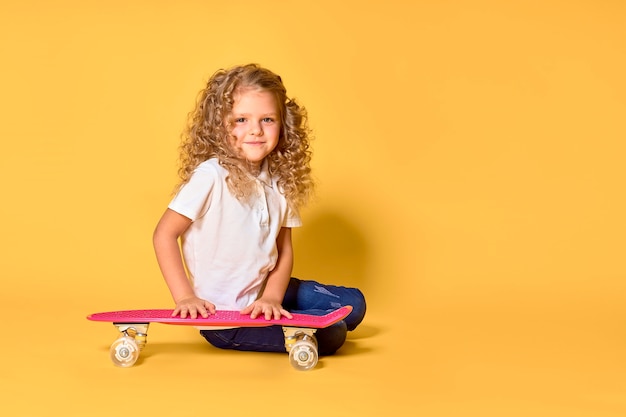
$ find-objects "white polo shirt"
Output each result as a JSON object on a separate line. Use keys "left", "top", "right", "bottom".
{"left": 168, "top": 158, "right": 302, "bottom": 310}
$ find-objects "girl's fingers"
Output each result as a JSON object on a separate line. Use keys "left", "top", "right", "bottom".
{"left": 204, "top": 302, "right": 216, "bottom": 315}
{"left": 244, "top": 303, "right": 291, "bottom": 320}
{"left": 172, "top": 298, "right": 214, "bottom": 319}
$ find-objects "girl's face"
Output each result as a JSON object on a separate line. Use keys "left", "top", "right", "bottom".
{"left": 229, "top": 88, "right": 281, "bottom": 171}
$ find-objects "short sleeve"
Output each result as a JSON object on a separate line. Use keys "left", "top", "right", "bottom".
{"left": 168, "top": 162, "right": 219, "bottom": 221}
{"left": 284, "top": 204, "right": 302, "bottom": 228}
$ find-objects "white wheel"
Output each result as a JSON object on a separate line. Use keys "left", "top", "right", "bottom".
{"left": 289, "top": 338, "right": 318, "bottom": 371}
{"left": 110, "top": 336, "right": 140, "bottom": 367}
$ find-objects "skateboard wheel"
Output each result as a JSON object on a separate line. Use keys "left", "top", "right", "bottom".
{"left": 289, "top": 338, "right": 318, "bottom": 371}
{"left": 110, "top": 336, "right": 140, "bottom": 367}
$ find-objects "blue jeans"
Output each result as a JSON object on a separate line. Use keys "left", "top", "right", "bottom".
{"left": 200, "top": 278, "right": 366, "bottom": 355}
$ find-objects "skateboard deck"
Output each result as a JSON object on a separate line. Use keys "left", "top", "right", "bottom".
{"left": 87, "top": 306, "right": 352, "bottom": 370}
{"left": 88, "top": 306, "right": 351, "bottom": 328}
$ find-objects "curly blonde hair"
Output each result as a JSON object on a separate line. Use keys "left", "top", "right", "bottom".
{"left": 177, "top": 63, "right": 314, "bottom": 209}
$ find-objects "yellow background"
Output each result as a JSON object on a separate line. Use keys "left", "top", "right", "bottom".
{"left": 1, "top": 0, "right": 625, "bottom": 415}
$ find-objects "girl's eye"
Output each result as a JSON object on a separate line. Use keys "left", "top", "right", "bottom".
{"left": 262, "top": 118, "right": 274, "bottom": 123}
{"left": 235, "top": 118, "right": 246, "bottom": 123}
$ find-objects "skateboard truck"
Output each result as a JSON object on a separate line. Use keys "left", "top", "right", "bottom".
{"left": 109, "top": 323, "right": 149, "bottom": 368}
{"left": 283, "top": 327, "right": 318, "bottom": 371}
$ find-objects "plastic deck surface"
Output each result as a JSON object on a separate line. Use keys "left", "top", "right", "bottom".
{"left": 87, "top": 305, "right": 352, "bottom": 328}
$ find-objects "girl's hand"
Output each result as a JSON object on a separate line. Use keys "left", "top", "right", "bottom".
{"left": 172, "top": 296, "right": 215, "bottom": 319}
{"left": 242, "top": 299, "right": 293, "bottom": 320}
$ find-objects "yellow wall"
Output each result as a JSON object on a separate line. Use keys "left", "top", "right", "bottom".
{"left": 1, "top": 1, "right": 625, "bottom": 416}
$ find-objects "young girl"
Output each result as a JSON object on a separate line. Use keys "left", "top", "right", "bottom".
{"left": 153, "top": 64, "right": 366, "bottom": 355}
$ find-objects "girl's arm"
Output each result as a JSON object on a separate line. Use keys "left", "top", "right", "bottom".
{"left": 242, "top": 227, "right": 294, "bottom": 320}
{"left": 153, "top": 208, "right": 215, "bottom": 319}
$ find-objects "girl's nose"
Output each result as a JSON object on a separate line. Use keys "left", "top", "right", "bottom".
{"left": 248, "top": 124, "right": 262, "bottom": 136}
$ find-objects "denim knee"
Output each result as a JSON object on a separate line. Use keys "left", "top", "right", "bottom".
{"left": 344, "top": 288, "right": 367, "bottom": 331}
{"left": 200, "top": 329, "right": 235, "bottom": 350}
{"left": 199, "top": 327, "right": 285, "bottom": 353}
{"left": 316, "top": 320, "right": 347, "bottom": 356}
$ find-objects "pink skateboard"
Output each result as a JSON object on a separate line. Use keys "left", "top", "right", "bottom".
{"left": 87, "top": 306, "right": 352, "bottom": 370}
